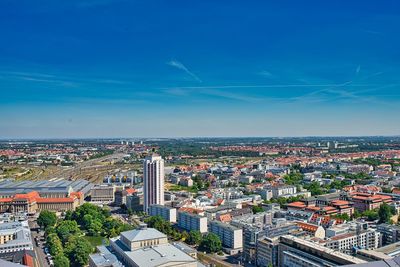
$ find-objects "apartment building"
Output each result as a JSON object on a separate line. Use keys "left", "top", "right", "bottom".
{"left": 149, "top": 204, "right": 177, "bottom": 223}
{"left": 177, "top": 211, "right": 207, "bottom": 233}
{"left": 324, "top": 229, "right": 381, "bottom": 254}
{"left": 377, "top": 224, "right": 400, "bottom": 245}
{"left": 209, "top": 221, "right": 242, "bottom": 253}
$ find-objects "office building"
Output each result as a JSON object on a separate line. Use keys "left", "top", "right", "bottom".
{"left": 0, "top": 221, "right": 33, "bottom": 254}
{"left": 143, "top": 155, "right": 164, "bottom": 212}
{"left": 90, "top": 185, "right": 115, "bottom": 204}
{"left": 149, "top": 205, "right": 177, "bottom": 223}
{"left": 126, "top": 194, "right": 143, "bottom": 212}
{"left": 377, "top": 224, "right": 400, "bottom": 245}
{"left": 278, "top": 235, "right": 366, "bottom": 267}
{"left": 324, "top": 228, "right": 381, "bottom": 254}
{"left": 256, "top": 237, "right": 279, "bottom": 267}
{"left": 177, "top": 211, "right": 207, "bottom": 233}
{"left": 243, "top": 225, "right": 263, "bottom": 264}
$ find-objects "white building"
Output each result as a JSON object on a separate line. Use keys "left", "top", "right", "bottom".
{"left": 272, "top": 185, "right": 297, "bottom": 198}
{"left": 325, "top": 229, "right": 381, "bottom": 254}
{"left": 0, "top": 221, "right": 33, "bottom": 254}
{"left": 143, "top": 155, "right": 164, "bottom": 212}
{"left": 177, "top": 211, "right": 208, "bottom": 233}
{"left": 149, "top": 205, "right": 177, "bottom": 223}
{"left": 209, "top": 221, "right": 243, "bottom": 252}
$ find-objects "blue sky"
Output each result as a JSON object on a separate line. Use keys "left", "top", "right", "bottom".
{"left": 1, "top": 0, "right": 399, "bottom": 138}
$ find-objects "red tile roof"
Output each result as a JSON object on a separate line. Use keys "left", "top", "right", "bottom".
{"left": 0, "top": 191, "right": 80, "bottom": 205}
{"left": 0, "top": 198, "right": 13, "bottom": 203}
{"left": 125, "top": 188, "right": 136, "bottom": 195}
{"left": 330, "top": 200, "right": 350, "bottom": 206}
{"left": 287, "top": 201, "right": 306, "bottom": 208}
{"left": 296, "top": 222, "right": 319, "bottom": 232}
{"left": 36, "top": 198, "right": 74, "bottom": 203}
{"left": 218, "top": 213, "right": 232, "bottom": 223}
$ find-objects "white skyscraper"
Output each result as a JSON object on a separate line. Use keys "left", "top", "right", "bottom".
{"left": 143, "top": 155, "right": 165, "bottom": 212}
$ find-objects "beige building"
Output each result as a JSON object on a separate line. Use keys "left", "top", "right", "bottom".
{"left": 90, "top": 185, "right": 115, "bottom": 204}
{"left": 0, "top": 191, "right": 83, "bottom": 214}
{"left": 103, "top": 224, "right": 199, "bottom": 267}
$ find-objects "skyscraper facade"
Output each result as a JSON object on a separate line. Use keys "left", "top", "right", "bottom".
{"left": 143, "top": 155, "right": 164, "bottom": 212}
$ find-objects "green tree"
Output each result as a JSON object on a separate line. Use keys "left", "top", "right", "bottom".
{"left": 145, "top": 216, "right": 172, "bottom": 235}
{"left": 181, "top": 231, "right": 189, "bottom": 242}
{"left": 305, "top": 182, "right": 324, "bottom": 196}
{"left": 38, "top": 210, "right": 57, "bottom": 229}
{"left": 88, "top": 219, "right": 103, "bottom": 236}
{"left": 332, "top": 213, "right": 350, "bottom": 221}
{"left": 127, "top": 208, "right": 133, "bottom": 217}
{"left": 363, "top": 210, "right": 379, "bottom": 221}
{"left": 283, "top": 173, "right": 303, "bottom": 185}
{"left": 65, "top": 235, "right": 93, "bottom": 267}
{"left": 187, "top": 230, "right": 202, "bottom": 246}
{"left": 53, "top": 254, "right": 70, "bottom": 267}
{"left": 379, "top": 203, "right": 393, "bottom": 223}
{"left": 252, "top": 205, "right": 264, "bottom": 214}
{"left": 56, "top": 220, "right": 81, "bottom": 244}
{"left": 47, "top": 233, "right": 63, "bottom": 256}
{"left": 199, "top": 233, "right": 222, "bottom": 253}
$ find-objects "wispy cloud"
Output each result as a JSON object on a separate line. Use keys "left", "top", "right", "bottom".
{"left": 258, "top": 70, "right": 273, "bottom": 77}
{"left": 202, "top": 89, "right": 261, "bottom": 103}
{"left": 289, "top": 71, "right": 391, "bottom": 105}
{"left": 0, "top": 70, "right": 132, "bottom": 87}
{"left": 161, "top": 83, "right": 374, "bottom": 90}
{"left": 167, "top": 59, "right": 202, "bottom": 83}
{"left": 162, "top": 87, "right": 263, "bottom": 103}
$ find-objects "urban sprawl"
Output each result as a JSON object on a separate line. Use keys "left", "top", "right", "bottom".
{"left": 1, "top": 137, "right": 400, "bottom": 267}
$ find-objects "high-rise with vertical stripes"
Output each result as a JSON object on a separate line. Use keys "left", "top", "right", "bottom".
{"left": 143, "top": 155, "right": 164, "bottom": 212}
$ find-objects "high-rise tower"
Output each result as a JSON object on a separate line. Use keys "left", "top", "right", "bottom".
{"left": 143, "top": 155, "right": 164, "bottom": 212}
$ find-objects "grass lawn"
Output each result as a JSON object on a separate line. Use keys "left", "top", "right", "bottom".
{"left": 84, "top": 235, "right": 109, "bottom": 248}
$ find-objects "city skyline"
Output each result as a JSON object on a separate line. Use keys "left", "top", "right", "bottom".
{"left": 1, "top": 0, "right": 400, "bottom": 138}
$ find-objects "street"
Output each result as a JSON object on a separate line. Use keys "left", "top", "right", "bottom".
{"left": 28, "top": 220, "right": 49, "bottom": 267}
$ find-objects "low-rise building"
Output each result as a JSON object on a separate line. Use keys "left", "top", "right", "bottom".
{"left": 96, "top": 224, "right": 200, "bottom": 267}
{"left": 0, "top": 191, "right": 83, "bottom": 214}
{"left": 351, "top": 193, "right": 392, "bottom": 212}
{"left": 0, "top": 221, "right": 33, "bottom": 255}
